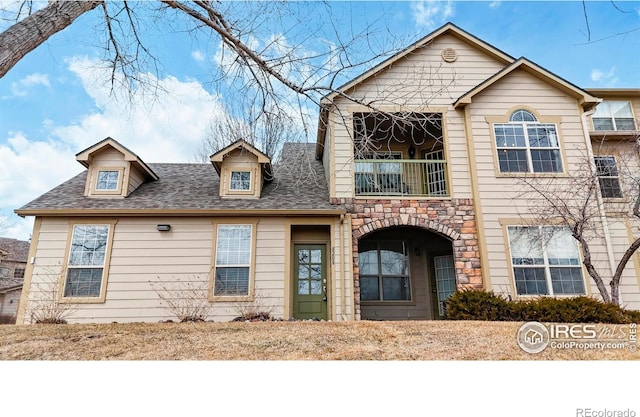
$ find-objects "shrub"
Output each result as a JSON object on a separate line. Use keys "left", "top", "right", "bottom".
{"left": 149, "top": 275, "right": 212, "bottom": 323}
{"left": 445, "top": 289, "right": 638, "bottom": 323}
{"left": 444, "top": 289, "right": 511, "bottom": 321}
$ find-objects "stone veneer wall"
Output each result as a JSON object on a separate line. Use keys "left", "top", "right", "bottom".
{"left": 331, "top": 197, "right": 482, "bottom": 320}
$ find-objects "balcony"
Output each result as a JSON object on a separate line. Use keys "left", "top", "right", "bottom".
{"left": 354, "top": 158, "right": 448, "bottom": 197}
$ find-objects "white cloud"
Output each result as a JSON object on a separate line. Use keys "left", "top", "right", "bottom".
{"left": 6, "top": 73, "right": 50, "bottom": 97}
{"left": 489, "top": 1, "right": 502, "bottom": 8}
{"left": 54, "top": 56, "right": 226, "bottom": 162}
{"left": 590, "top": 67, "right": 618, "bottom": 86}
{"left": 0, "top": 57, "right": 228, "bottom": 240}
{"left": 0, "top": 131, "right": 80, "bottom": 240}
{"left": 410, "top": 0, "right": 454, "bottom": 29}
{"left": 191, "top": 50, "right": 206, "bottom": 62}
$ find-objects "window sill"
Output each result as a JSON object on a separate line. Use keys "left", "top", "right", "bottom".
{"left": 59, "top": 296, "right": 106, "bottom": 304}
{"left": 589, "top": 130, "right": 640, "bottom": 140}
{"left": 513, "top": 293, "right": 587, "bottom": 300}
{"left": 210, "top": 295, "right": 255, "bottom": 303}
{"left": 361, "top": 300, "right": 416, "bottom": 306}
{"left": 495, "top": 172, "right": 569, "bottom": 178}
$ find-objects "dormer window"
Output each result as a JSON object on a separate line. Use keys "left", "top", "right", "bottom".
{"left": 210, "top": 139, "right": 273, "bottom": 199}
{"left": 96, "top": 170, "right": 120, "bottom": 191}
{"left": 90, "top": 167, "right": 124, "bottom": 195}
{"left": 76, "top": 138, "right": 158, "bottom": 198}
{"left": 230, "top": 171, "right": 251, "bottom": 191}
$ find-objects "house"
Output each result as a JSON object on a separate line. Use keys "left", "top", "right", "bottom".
{"left": 15, "top": 23, "right": 640, "bottom": 324}
{"left": 0, "top": 237, "right": 30, "bottom": 323}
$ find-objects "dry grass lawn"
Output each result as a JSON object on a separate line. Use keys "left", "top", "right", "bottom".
{"left": 0, "top": 320, "right": 638, "bottom": 360}
{"left": 0, "top": 321, "right": 640, "bottom": 360}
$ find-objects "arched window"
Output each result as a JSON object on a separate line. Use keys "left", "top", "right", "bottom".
{"left": 493, "top": 109, "right": 562, "bottom": 173}
{"left": 509, "top": 109, "right": 537, "bottom": 123}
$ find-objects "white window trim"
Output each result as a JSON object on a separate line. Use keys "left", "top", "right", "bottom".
{"left": 210, "top": 222, "right": 256, "bottom": 302}
{"left": 494, "top": 120, "right": 562, "bottom": 174}
{"left": 229, "top": 170, "right": 252, "bottom": 192}
{"left": 60, "top": 222, "right": 115, "bottom": 303}
{"left": 592, "top": 100, "right": 636, "bottom": 131}
{"left": 507, "top": 225, "right": 587, "bottom": 297}
{"left": 90, "top": 167, "right": 125, "bottom": 196}
{"left": 594, "top": 155, "right": 624, "bottom": 199}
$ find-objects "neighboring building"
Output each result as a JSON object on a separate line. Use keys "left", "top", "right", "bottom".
{"left": 15, "top": 23, "right": 640, "bottom": 324}
{"left": 0, "top": 237, "right": 30, "bottom": 323}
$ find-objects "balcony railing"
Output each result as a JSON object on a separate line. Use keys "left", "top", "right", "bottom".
{"left": 354, "top": 159, "right": 449, "bottom": 197}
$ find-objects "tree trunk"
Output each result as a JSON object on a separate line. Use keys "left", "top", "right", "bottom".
{"left": 0, "top": 1, "right": 102, "bottom": 78}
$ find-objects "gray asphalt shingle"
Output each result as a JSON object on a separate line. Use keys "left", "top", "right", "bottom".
{"left": 17, "top": 143, "right": 341, "bottom": 214}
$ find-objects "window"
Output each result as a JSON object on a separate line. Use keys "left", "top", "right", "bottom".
{"left": 593, "top": 101, "right": 636, "bottom": 131}
{"left": 494, "top": 110, "right": 562, "bottom": 173}
{"left": 96, "top": 170, "right": 120, "bottom": 191}
{"left": 358, "top": 240, "right": 411, "bottom": 301}
{"left": 0, "top": 267, "right": 9, "bottom": 280}
{"left": 64, "top": 225, "right": 110, "bottom": 298}
{"left": 508, "top": 226, "right": 585, "bottom": 296}
{"left": 230, "top": 171, "right": 251, "bottom": 191}
{"left": 214, "top": 224, "right": 252, "bottom": 296}
{"left": 13, "top": 268, "right": 25, "bottom": 280}
{"left": 594, "top": 156, "right": 623, "bottom": 198}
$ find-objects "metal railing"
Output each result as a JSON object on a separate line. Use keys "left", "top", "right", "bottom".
{"left": 354, "top": 159, "right": 449, "bottom": 197}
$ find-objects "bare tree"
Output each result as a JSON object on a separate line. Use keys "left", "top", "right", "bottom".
{"left": 195, "top": 99, "right": 301, "bottom": 161}
{"left": 0, "top": 1, "right": 407, "bottom": 107}
{"left": 1, "top": 1, "right": 465, "bottom": 164}
{"left": 516, "top": 132, "right": 640, "bottom": 305}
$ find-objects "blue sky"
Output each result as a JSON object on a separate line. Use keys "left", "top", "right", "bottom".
{"left": 1, "top": 0, "right": 640, "bottom": 241}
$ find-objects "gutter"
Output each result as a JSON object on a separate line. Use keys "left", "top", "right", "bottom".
{"left": 15, "top": 208, "right": 347, "bottom": 218}
{"left": 581, "top": 106, "right": 621, "bottom": 304}
{"left": 340, "top": 214, "right": 347, "bottom": 321}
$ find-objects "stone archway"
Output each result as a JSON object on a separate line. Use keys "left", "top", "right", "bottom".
{"left": 341, "top": 198, "right": 483, "bottom": 320}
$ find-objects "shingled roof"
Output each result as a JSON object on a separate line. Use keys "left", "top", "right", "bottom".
{"left": 0, "top": 238, "right": 29, "bottom": 262}
{"left": 16, "top": 143, "right": 343, "bottom": 216}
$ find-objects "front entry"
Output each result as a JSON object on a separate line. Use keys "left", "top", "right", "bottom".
{"left": 293, "top": 244, "right": 327, "bottom": 320}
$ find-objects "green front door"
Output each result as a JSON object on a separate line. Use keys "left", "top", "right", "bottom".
{"left": 293, "top": 244, "right": 327, "bottom": 320}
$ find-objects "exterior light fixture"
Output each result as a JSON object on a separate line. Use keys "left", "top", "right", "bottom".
{"left": 157, "top": 224, "right": 171, "bottom": 232}
{"left": 408, "top": 145, "right": 416, "bottom": 159}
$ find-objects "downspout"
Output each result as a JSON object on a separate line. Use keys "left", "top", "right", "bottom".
{"left": 340, "top": 214, "right": 347, "bottom": 321}
{"left": 581, "top": 106, "right": 621, "bottom": 304}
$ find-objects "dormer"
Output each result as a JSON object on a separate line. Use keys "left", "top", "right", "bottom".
{"left": 210, "top": 140, "right": 272, "bottom": 199}
{"left": 75, "top": 137, "right": 158, "bottom": 198}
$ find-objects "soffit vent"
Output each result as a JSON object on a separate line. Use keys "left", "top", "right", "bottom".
{"left": 441, "top": 48, "right": 458, "bottom": 63}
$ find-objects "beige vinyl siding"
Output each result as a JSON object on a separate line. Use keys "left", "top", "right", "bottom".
{"left": 127, "top": 164, "right": 146, "bottom": 195}
{"left": 464, "top": 69, "right": 640, "bottom": 308}
{"left": 329, "top": 34, "right": 506, "bottom": 199}
{"left": 22, "top": 215, "right": 351, "bottom": 323}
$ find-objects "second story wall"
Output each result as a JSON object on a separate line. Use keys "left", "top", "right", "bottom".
{"left": 327, "top": 32, "right": 512, "bottom": 200}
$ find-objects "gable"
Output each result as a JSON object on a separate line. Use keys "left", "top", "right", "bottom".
{"left": 75, "top": 137, "right": 158, "bottom": 198}
{"left": 326, "top": 22, "right": 514, "bottom": 106}
{"left": 210, "top": 140, "right": 273, "bottom": 199}
{"left": 454, "top": 58, "right": 599, "bottom": 110}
